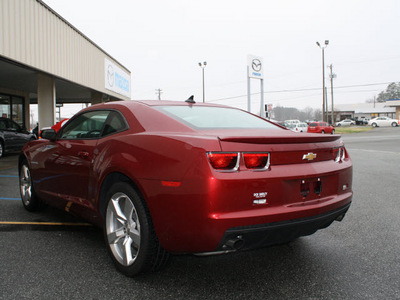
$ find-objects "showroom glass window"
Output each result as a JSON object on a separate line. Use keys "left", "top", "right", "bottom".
{"left": 0, "top": 94, "right": 25, "bottom": 127}
{"left": 12, "top": 97, "right": 24, "bottom": 127}
{"left": 0, "top": 95, "right": 11, "bottom": 119}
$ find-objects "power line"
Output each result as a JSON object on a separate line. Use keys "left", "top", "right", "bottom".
{"left": 209, "top": 81, "right": 396, "bottom": 102}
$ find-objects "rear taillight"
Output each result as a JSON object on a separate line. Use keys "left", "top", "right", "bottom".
{"left": 243, "top": 153, "right": 270, "bottom": 170}
{"left": 332, "top": 147, "right": 345, "bottom": 163}
{"left": 207, "top": 152, "right": 239, "bottom": 171}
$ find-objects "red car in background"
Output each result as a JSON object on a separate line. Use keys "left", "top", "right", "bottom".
{"left": 34, "top": 118, "right": 69, "bottom": 139}
{"left": 307, "top": 121, "right": 335, "bottom": 134}
{"left": 52, "top": 118, "right": 69, "bottom": 132}
{"left": 19, "top": 101, "right": 352, "bottom": 276}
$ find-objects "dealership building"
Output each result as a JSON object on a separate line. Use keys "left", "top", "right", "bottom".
{"left": 0, "top": 0, "right": 131, "bottom": 130}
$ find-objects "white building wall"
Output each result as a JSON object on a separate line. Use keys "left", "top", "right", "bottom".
{"left": 0, "top": 0, "right": 130, "bottom": 100}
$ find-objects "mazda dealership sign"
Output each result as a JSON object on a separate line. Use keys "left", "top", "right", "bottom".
{"left": 247, "top": 55, "right": 263, "bottom": 79}
{"left": 105, "top": 58, "right": 131, "bottom": 98}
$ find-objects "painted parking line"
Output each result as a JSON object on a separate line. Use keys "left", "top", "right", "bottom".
{"left": 0, "top": 166, "right": 16, "bottom": 171}
{"left": 0, "top": 220, "right": 94, "bottom": 232}
{"left": 0, "top": 175, "right": 18, "bottom": 178}
{"left": 0, "top": 197, "right": 21, "bottom": 201}
{"left": 0, "top": 221, "right": 92, "bottom": 226}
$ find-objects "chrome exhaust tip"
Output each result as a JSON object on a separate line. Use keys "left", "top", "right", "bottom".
{"left": 224, "top": 236, "right": 244, "bottom": 250}
{"left": 335, "top": 213, "right": 345, "bottom": 222}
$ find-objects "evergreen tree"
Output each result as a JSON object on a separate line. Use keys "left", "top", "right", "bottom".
{"left": 376, "top": 82, "right": 400, "bottom": 102}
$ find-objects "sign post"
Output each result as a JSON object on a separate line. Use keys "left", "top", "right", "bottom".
{"left": 247, "top": 55, "right": 264, "bottom": 117}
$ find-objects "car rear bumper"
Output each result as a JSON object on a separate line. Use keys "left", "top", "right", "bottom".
{"left": 141, "top": 158, "right": 353, "bottom": 253}
{"left": 212, "top": 202, "right": 351, "bottom": 253}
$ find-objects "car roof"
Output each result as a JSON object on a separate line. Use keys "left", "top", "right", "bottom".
{"left": 75, "top": 100, "right": 277, "bottom": 134}
{"left": 126, "top": 100, "right": 229, "bottom": 108}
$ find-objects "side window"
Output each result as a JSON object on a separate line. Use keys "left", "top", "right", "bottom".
{"left": 10, "top": 120, "right": 21, "bottom": 130}
{"left": 60, "top": 111, "right": 110, "bottom": 139}
{"left": 103, "top": 111, "right": 128, "bottom": 136}
{"left": 0, "top": 120, "right": 6, "bottom": 129}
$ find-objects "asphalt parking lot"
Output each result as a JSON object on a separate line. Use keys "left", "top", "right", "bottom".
{"left": 1, "top": 127, "right": 399, "bottom": 299}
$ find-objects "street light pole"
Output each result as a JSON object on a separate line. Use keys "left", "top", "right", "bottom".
{"left": 198, "top": 61, "right": 207, "bottom": 103}
{"left": 329, "top": 64, "right": 336, "bottom": 125}
{"left": 316, "top": 40, "right": 329, "bottom": 121}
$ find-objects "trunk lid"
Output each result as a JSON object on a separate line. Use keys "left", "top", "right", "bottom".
{"left": 202, "top": 129, "right": 342, "bottom": 165}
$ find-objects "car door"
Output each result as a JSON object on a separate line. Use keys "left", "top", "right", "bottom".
{"left": 38, "top": 110, "right": 111, "bottom": 211}
{"left": 375, "top": 117, "right": 384, "bottom": 126}
{"left": 382, "top": 117, "right": 391, "bottom": 126}
{"left": 9, "top": 119, "right": 30, "bottom": 149}
{"left": 0, "top": 119, "right": 12, "bottom": 151}
{"left": 1, "top": 119, "right": 20, "bottom": 151}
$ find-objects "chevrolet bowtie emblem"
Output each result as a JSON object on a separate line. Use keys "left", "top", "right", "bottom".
{"left": 302, "top": 153, "right": 317, "bottom": 161}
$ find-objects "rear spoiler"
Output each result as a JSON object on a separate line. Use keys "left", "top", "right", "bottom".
{"left": 218, "top": 134, "right": 341, "bottom": 144}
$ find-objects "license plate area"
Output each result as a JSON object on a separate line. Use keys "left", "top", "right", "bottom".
{"left": 300, "top": 178, "right": 321, "bottom": 199}
{"left": 283, "top": 175, "right": 338, "bottom": 203}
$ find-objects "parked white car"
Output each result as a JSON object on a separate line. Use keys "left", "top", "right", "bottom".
{"left": 336, "top": 119, "right": 355, "bottom": 126}
{"left": 368, "top": 117, "right": 399, "bottom": 127}
{"left": 289, "top": 122, "right": 308, "bottom": 132}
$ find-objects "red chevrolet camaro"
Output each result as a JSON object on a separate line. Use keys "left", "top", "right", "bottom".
{"left": 19, "top": 100, "right": 353, "bottom": 276}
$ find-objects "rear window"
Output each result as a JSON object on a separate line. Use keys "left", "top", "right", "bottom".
{"left": 309, "top": 123, "right": 317, "bottom": 127}
{"left": 156, "top": 106, "right": 278, "bottom": 130}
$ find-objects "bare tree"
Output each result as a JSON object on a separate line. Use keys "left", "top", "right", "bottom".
{"left": 272, "top": 106, "right": 320, "bottom": 121}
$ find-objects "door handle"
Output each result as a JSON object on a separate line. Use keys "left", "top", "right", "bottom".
{"left": 78, "top": 151, "right": 89, "bottom": 159}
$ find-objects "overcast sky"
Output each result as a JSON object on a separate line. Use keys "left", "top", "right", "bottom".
{"left": 43, "top": 0, "right": 400, "bottom": 114}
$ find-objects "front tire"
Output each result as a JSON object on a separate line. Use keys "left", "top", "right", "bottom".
{"left": 19, "top": 161, "right": 41, "bottom": 211}
{"left": 103, "top": 182, "right": 169, "bottom": 277}
{"left": 372, "top": 123, "right": 378, "bottom": 128}
{"left": 331, "top": 129, "right": 335, "bottom": 134}
{"left": 321, "top": 130, "right": 325, "bottom": 134}
{"left": 391, "top": 122, "right": 398, "bottom": 127}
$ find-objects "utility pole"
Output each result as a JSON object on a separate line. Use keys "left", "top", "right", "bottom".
{"left": 155, "top": 88, "right": 163, "bottom": 100}
{"left": 329, "top": 64, "right": 336, "bottom": 125}
{"left": 325, "top": 87, "right": 328, "bottom": 123}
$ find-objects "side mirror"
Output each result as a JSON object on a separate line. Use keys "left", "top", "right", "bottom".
{"left": 41, "top": 129, "right": 57, "bottom": 140}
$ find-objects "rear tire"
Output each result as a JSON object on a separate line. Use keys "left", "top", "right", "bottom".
{"left": 103, "top": 182, "right": 169, "bottom": 277}
{"left": 391, "top": 122, "right": 398, "bottom": 127}
{"left": 321, "top": 130, "right": 325, "bottom": 134}
{"left": 331, "top": 129, "right": 335, "bottom": 134}
{"left": 19, "top": 161, "right": 42, "bottom": 211}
